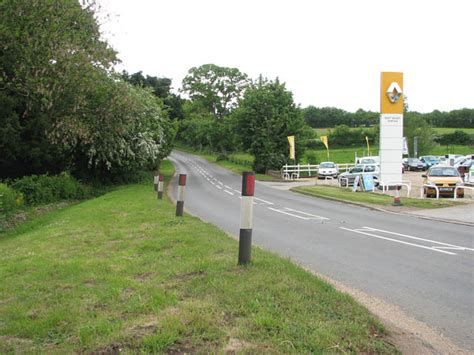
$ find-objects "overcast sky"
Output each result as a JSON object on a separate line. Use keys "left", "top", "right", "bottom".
{"left": 96, "top": 0, "right": 474, "bottom": 113}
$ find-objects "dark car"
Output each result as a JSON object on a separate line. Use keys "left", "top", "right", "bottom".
{"left": 403, "top": 158, "right": 427, "bottom": 171}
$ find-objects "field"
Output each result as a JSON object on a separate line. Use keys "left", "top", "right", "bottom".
{"left": 314, "top": 127, "right": 474, "bottom": 136}
{"left": 0, "top": 161, "right": 397, "bottom": 353}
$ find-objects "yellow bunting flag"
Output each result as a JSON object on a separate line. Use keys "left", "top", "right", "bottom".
{"left": 287, "top": 135, "right": 295, "bottom": 160}
{"left": 365, "top": 136, "right": 370, "bottom": 156}
{"left": 320, "top": 136, "right": 329, "bottom": 159}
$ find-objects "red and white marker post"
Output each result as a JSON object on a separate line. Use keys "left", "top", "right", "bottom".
{"left": 176, "top": 174, "right": 186, "bottom": 216}
{"left": 392, "top": 185, "right": 402, "bottom": 206}
{"left": 157, "top": 174, "right": 164, "bottom": 199}
{"left": 238, "top": 171, "right": 255, "bottom": 265}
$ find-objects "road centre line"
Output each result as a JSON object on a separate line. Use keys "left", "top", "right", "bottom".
{"left": 362, "top": 226, "right": 474, "bottom": 251}
{"left": 224, "top": 190, "right": 234, "bottom": 195}
{"left": 268, "top": 207, "right": 309, "bottom": 220}
{"left": 340, "top": 227, "right": 456, "bottom": 255}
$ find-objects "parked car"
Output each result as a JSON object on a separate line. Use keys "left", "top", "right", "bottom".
{"left": 356, "top": 156, "right": 380, "bottom": 165}
{"left": 422, "top": 166, "right": 464, "bottom": 198}
{"left": 419, "top": 155, "right": 439, "bottom": 168}
{"left": 338, "top": 164, "right": 379, "bottom": 187}
{"left": 403, "top": 157, "right": 427, "bottom": 171}
{"left": 317, "top": 161, "right": 338, "bottom": 179}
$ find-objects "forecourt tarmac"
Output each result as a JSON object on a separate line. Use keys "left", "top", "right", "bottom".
{"left": 169, "top": 151, "right": 474, "bottom": 352}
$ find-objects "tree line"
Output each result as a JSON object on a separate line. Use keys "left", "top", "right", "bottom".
{"left": 302, "top": 106, "right": 474, "bottom": 129}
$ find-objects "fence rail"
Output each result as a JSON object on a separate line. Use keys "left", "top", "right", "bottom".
{"left": 281, "top": 163, "right": 355, "bottom": 180}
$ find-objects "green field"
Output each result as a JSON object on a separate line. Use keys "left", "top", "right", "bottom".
{"left": 314, "top": 127, "right": 474, "bottom": 136}
{"left": 433, "top": 127, "right": 474, "bottom": 134}
{"left": 0, "top": 161, "right": 397, "bottom": 353}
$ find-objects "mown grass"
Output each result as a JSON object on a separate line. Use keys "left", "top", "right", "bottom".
{"left": 292, "top": 185, "right": 464, "bottom": 209}
{"left": 0, "top": 160, "right": 398, "bottom": 353}
{"left": 433, "top": 127, "right": 474, "bottom": 134}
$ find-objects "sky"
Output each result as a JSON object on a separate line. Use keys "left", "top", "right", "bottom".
{"left": 96, "top": 0, "right": 474, "bottom": 113}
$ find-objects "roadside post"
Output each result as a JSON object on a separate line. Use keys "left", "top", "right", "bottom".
{"left": 153, "top": 171, "right": 159, "bottom": 191}
{"left": 176, "top": 174, "right": 186, "bottom": 216}
{"left": 157, "top": 174, "right": 164, "bottom": 199}
{"left": 392, "top": 185, "right": 403, "bottom": 206}
{"left": 238, "top": 171, "right": 255, "bottom": 265}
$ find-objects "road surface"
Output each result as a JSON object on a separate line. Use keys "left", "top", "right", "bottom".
{"left": 169, "top": 151, "right": 474, "bottom": 351}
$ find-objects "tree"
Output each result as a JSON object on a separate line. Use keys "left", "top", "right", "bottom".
{"left": 122, "top": 70, "right": 185, "bottom": 120}
{"left": 0, "top": 0, "right": 117, "bottom": 178}
{"left": 181, "top": 64, "right": 250, "bottom": 119}
{"left": 404, "top": 112, "right": 435, "bottom": 156}
{"left": 234, "top": 78, "right": 307, "bottom": 173}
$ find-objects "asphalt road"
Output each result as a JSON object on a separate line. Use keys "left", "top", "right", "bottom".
{"left": 168, "top": 151, "right": 474, "bottom": 351}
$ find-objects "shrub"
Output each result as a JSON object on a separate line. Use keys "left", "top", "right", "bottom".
{"left": 0, "top": 183, "right": 23, "bottom": 216}
{"left": 10, "top": 173, "right": 89, "bottom": 205}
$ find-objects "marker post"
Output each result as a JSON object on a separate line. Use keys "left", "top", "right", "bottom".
{"left": 238, "top": 171, "right": 255, "bottom": 265}
{"left": 176, "top": 174, "right": 186, "bottom": 216}
{"left": 153, "top": 171, "right": 159, "bottom": 191}
{"left": 157, "top": 174, "right": 164, "bottom": 199}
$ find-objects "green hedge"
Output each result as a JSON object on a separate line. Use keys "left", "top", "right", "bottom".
{"left": 9, "top": 173, "right": 90, "bottom": 206}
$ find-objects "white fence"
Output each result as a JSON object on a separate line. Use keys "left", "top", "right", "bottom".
{"left": 281, "top": 163, "right": 355, "bottom": 180}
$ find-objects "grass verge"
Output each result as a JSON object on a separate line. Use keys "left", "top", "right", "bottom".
{"left": 292, "top": 185, "right": 464, "bottom": 209}
{"left": 0, "top": 160, "right": 398, "bottom": 353}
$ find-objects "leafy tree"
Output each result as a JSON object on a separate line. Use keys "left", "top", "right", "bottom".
{"left": 235, "top": 78, "right": 307, "bottom": 173}
{"left": 181, "top": 64, "right": 250, "bottom": 119}
{"left": 121, "top": 70, "right": 184, "bottom": 120}
{"left": 0, "top": 0, "right": 117, "bottom": 178}
{"left": 404, "top": 112, "right": 435, "bottom": 156}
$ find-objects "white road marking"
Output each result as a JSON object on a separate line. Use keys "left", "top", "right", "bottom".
{"left": 340, "top": 227, "right": 457, "bottom": 255}
{"left": 209, "top": 181, "right": 216, "bottom": 185}
{"left": 268, "top": 207, "right": 309, "bottom": 220}
{"left": 234, "top": 189, "right": 241, "bottom": 194}
{"left": 216, "top": 185, "right": 222, "bottom": 190}
{"left": 362, "top": 226, "right": 474, "bottom": 252}
{"left": 254, "top": 197, "right": 274, "bottom": 205}
{"left": 284, "top": 207, "right": 329, "bottom": 220}
{"left": 224, "top": 185, "right": 232, "bottom": 189}
{"left": 224, "top": 190, "right": 234, "bottom": 195}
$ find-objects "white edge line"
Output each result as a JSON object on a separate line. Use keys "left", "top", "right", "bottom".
{"left": 340, "top": 227, "right": 456, "bottom": 255}
{"left": 362, "top": 226, "right": 474, "bottom": 251}
{"left": 268, "top": 207, "right": 309, "bottom": 220}
{"left": 254, "top": 197, "right": 274, "bottom": 205}
{"left": 284, "top": 207, "right": 329, "bottom": 220}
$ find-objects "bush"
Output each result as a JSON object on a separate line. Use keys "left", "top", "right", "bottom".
{"left": 9, "top": 173, "right": 90, "bottom": 205}
{"left": 0, "top": 183, "right": 23, "bottom": 216}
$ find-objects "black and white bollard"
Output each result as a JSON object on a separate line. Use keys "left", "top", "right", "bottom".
{"left": 157, "top": 174, "right": 164, "bottom": 200}
{"left": 153, "top": 171, "right": 159, "bottom": 191}
{"left": 176, "top": 174, "right": 186, "bottom": 216}
{"left": 238, "top": 171, "right": 255, "bottom": 265}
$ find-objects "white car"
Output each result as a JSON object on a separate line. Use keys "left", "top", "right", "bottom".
{"left": 356, "top": 156, "right": 380, "bottom": 165}
{"left": 317, "top": 161, "right": 339, "bottom": 179}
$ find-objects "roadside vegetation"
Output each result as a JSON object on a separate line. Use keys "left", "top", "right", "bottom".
{"left": 291, "top": 186, "right": 463, "bottom": 209}
{"left": 0, "top": 161, "right": 398, "bottom": 353}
